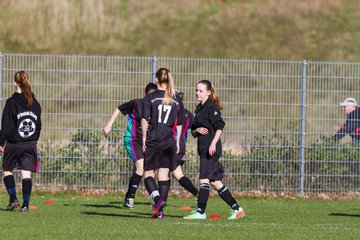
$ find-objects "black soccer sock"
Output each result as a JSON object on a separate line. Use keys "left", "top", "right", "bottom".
{"left": 179, "top": 176, "right": 198, "bottom": 197}
{"left": 4, "top": 175, "right": 17, "bottom": 202}
{"left": 125, "top": 173, "right": 142, "bottom": 199}
{"left": 158, "top": 180, "right": 170, "bottom": 202}
{"left": 217, "top": 185, "right": 239, "bottom": 211}
{"left": 22, "top": 178, "right": 32, "bottom": 207}
{"left": 144, "top": 177, "right": 160, "bottom": 204}
{"left": 197, "top": 183, "right": 210, "bottom": 214}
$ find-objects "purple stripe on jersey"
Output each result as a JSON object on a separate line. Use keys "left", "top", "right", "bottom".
{"left": 130, "top": 139, "right": 138, "bottom": 161}
{"left": 36, "top": 144, "right": 40, "bottom": 172}
{"left": 132, "top": 108, "right": 137, "bottom": 139}
{"left": 172, "top": 105, "right": 180, "bottom": 140}
{"left": 182, "top": 118, "right": 190, "bottom": 142}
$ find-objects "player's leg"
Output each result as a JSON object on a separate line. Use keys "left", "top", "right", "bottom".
{"left": 124, "top": 158, "right": 143, "bottom": 209}
{"left": 18, "top": 142, "right": 38, "bottom": 212}
{"left": 158, "top": 167, "right": 170, "bottom": 202}
{"left": 3, "top": 143, "right": 20, "bottom": 210}
{"left": 144, "top": 169, "right": 165, "bottom": 218}
{"left": 173, "top": 165, "right": 198, "bottom": 197}
{"left": 124, "top": 139, "right": 144, "bottom": 208}
{"left": 183, "top": 178, "right": 209, "bottom": 219}
{"left": 3, "top": 171, "right": 20, "bottom": 210}
{"left": 20, "top": 170, "right": 32, "bottom": 212}
{"left": 211, "top": 180, "right": 245, "bottom": 220}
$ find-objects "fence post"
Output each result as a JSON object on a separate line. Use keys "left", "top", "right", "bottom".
{"left": 299, "top": 60, "right": 307, "bottom": 197}
{"left": 151, "top": 55, "right": 157, "bottom": 83}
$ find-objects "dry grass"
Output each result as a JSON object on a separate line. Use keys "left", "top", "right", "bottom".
{"left": 1, "top": 0, "right": 360, "bottom": 59}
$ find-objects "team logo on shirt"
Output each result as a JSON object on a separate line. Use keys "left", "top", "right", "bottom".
{"left": 214, "top": 111, "right": 218, "bottom": 116}
{"left": 18, "top": 118, "right": 36, "bottom": 138}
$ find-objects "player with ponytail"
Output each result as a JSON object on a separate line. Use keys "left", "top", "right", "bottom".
{"left": 141, "top": 68, "right": 185, "bottom": 219}
{"left": 0, "top": 71, "right": 41, "bottom": 212}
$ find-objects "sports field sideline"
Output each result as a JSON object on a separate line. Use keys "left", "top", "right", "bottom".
{"left": 0, "top": 191, "right": 359, "bottom": 240}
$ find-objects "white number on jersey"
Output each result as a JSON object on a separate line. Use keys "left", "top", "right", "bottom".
{"left": 158, "top": 104, "right": 172, "bottom": 124}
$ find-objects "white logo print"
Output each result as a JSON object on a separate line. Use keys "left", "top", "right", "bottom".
{"left": 18, "top": 118, "right": 36, "bottom": 138}
{"left": 214, "top": 111, "right": 218, "bottom": 116}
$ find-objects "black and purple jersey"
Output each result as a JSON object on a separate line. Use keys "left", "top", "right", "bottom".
{"left": 142, "top": 89, "right": 184, "bottom": 146}
{"left": 178, "top": 108, "right": 193, "bottom": 155}
{"left": 118, "top": 98, "right": 143, "bottom": 140}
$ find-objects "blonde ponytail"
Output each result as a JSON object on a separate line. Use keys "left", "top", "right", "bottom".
{"left": 156, "top": 68, "right": 175, "bottom": 105}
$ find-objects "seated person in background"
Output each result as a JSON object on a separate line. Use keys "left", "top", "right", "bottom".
{"left": 333, "top": 97, "right": 360, "bottom": 143}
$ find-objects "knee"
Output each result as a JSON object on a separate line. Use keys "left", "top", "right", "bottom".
{"left": 3, "top": 171, "right": 13, "bottom": 177}
{"left": 211, "top": 181, "right": 223, "bottom": 190}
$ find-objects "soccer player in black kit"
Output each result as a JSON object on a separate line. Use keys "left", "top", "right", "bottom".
{"left": 104, "top": 83, "right": 157, "bottom": 209}
{"left": 0, "top": 71, "right": 41, "bottom": 212}
{"left": 141, "top": 68, "right": 184, "bottom": 219}
{"left": 171, "top": 92, "right": 198, "bottom": 198}
{"left": 183, "top": 80, "right": 245, "bottom": 220}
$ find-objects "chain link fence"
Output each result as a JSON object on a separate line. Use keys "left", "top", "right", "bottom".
{"left": 1, "top": 53, "right": 359, "bottom": 195}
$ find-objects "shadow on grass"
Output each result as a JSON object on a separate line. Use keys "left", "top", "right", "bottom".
{"left": 329, "top": 213, "right": 360, "bottom": 218}
{"left": 81, "top": 211, "right": 149, "bottom": 218}
{"left": 81, "top": 211, "right": 183, "bottom": 219}
{"left": 109, "top": 201, "right": 152, "bottom": 206}
{"left": 81, "top": 204, "right": 124, "bottom": 209}
{"left": 132, "top": 211, "right": 184, "bottom": 219}
{"left": 108, "top": 201, "right": 193, "bottom": 209}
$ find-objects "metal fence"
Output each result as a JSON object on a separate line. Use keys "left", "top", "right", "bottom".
{"left": 1, "top": 53, "right": 360, "bottom": 195}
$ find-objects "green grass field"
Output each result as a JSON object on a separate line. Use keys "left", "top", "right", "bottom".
{"left": 1, "top": 191, "right": 360, "bottom": 240}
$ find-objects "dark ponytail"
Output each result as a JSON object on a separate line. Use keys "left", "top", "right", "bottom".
{"left": 14, "top": 71, "right": 33, "bottom": 108}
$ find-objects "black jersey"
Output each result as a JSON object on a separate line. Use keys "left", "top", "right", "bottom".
{"left": 142, "top": 89, "right": 184, "bottom": 145}
{"left": 333, "top": 107, "right": 360, "bottom": 142}
{"left": 0, "top": 92, "right": 41, "bottom": 146}
{"left": 119, "top": 98, "right": 143, "bottom": 139}
{"left": 191, "top": 98, "right": 225, "bottom": 155}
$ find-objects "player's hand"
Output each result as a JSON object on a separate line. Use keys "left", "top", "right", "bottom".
{"left": 195, "top": 127, "right": 208, "bottom": 135}
{"left": 209, "top": 143, "right": 216, "bottom": 156}
{"left": 0, "top": 146, "right": 4, "bottom": 153}
{"left": 103, "top": 126, "right": 111, "bottom": 136}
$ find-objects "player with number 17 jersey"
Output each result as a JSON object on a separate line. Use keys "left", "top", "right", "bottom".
{"left": 142, "top": 89, "right": 184, "bottom": 170}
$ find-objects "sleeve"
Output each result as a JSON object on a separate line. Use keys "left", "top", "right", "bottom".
{"left": 177, "top": 99, "right": 185, "bottom": 126}
{"left": 38, "top": 103, "right": 42, "bottom": 138}
{"left": 188, "top": 111, "right": 194, "bottom": 129}
{"left": 118, "top": 99, "right": 136, "bottom": 115}
{"left": 333, "top": 118, "right": 356, "bottom": 141}
{"left": 0, "top": 99, "right": 15, "bottom": 146}
{"left": 190, "top": 108, "right": 198, "bottom": 132}
{"left": 142, "top": 95, "right": 151, "bottom": 121}
{"left": 208, "top": 105, "right": 225, "bottom": 131}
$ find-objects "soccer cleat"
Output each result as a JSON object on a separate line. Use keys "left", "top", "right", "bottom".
{"left": 124, "top": 198, "right": 135, "bottom": 209}
{"left": 6, "top": 199, "right": 20, "bottom": 211}
{"left": 157, "top": 210, "right": 164, "bottom": 219}
{"left": 151, "top": 199, "right": 165, "bottom": 218}
{"left": 20, "top": 206, "right": 29, "bottom": 213}
{"left": 183, "top": 210, "right": 207, "bottom": 220}
{"left": 228, "top": 207, "right": 245, "bottom": 220}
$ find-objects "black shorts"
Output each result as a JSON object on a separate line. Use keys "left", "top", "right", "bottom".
{"left": 175, "top": 153, "right": 185, "bottom": 167}
{"left": 144, "top": 138, "right": 177, "bottom": 171}
{"left": 2, "top": 141, "right": 39, "bottom": 172}
{"left": 199, "top": 152, "right": 224, "bottom": 181}
{"left": 123, "top": 137, "right": 144, "bottom": 163}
